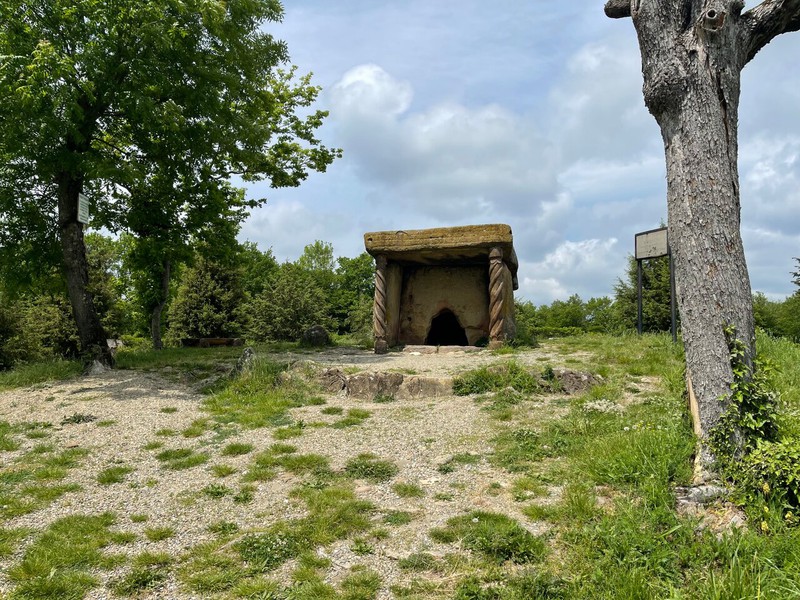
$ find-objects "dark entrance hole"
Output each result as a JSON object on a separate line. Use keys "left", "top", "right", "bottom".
{"left": 425, "top": 309, "right": 468, "bottom": 346}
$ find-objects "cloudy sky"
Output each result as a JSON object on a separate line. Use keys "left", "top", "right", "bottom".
{"left": 239, "top": 0, "right": 800, "bottom": 304}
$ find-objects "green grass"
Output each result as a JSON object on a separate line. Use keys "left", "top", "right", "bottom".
{"left": 221, "top": 442, "right": 254, "bottom": 456}
{"left": 0, "top": 526, "right": 31, "bottom": 558}
{"left": 453, "top": 360, "right": 541, "bottom": 395}
{"left": 144, "top": 526, "right": 175, "bottom": 542}
{"left": 393, "top": 482, "right": 425, "bottom": 498}
{"left": 437, "top": 452, "right": 480, "bottom": 474}
{"left": 97, "top": 465, "right": 134, "bottom": 485}
{"left": 7, "top": 512, "right": 119, "bottom": 598}
{"left": 431, "top": 511, "right": 547, "bottom": 564}
{"left": 331, "top": 408, "right": 372, "bottom": 428}
{"left": 344, "top": 453, "right": 399, "bottom": 482}
{"left": 154, "top": 447, "right": 209, "bottom": 470}
{"left": 110, "top": 551, "right": 172, "bottom": 596}
{"left": 0, "top": 359, "right": 82, "bottom": 391}
{"left": 115, "top": 345, "right": 245, "bottom": 371}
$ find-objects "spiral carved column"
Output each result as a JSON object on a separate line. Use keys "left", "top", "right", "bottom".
{"left": 488, "top": 247, "right": 506, "bottom": 346}
{"left": 373, "top": 254, "right": 389, "bottom": 354}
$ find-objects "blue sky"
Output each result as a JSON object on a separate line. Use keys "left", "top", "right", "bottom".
{"left": 240, "top": 0, "right": 800, "bottom": 304}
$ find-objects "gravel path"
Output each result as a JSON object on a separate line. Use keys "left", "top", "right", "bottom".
{"left": 0, "top": 347, "right": 578, "bottom": 599}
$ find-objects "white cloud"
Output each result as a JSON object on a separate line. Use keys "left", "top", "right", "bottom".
{"left": 328, "top": 64, "right": 558, "bottom": 221}
{"left": 518, "top": 238, "right": 621, "bottom": 304}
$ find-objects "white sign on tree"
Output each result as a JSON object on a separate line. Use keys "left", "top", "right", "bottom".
{"left": 77, "top": 193, "right": 90, "bottom": 225}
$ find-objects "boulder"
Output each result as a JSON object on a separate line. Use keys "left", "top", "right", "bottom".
{"left": 300, "top": 325, "right": 330, "bottom": 347}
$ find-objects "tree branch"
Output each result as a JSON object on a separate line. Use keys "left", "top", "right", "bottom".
{"left": 742, "top": 0, "right": 800, "bottom": 65}
{"left": 605, "top": 0, "right": 632, "bottom": 18}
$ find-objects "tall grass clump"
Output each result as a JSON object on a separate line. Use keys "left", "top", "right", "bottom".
{"left": 202, "top": 358, "right": 321, "bottom": 428}
{"left": 0, "top": 360, "right": 82, "bottom": 391}
{"left": 453, "top": 361, "right": 540, "bottom": 395}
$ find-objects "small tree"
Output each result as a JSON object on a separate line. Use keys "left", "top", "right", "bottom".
{"left": 613, "top": 255, "right": 673, "bottom": 333}
{"left": 248, "top": 263, "right": 331, "bottom": 342}
{"left": 168, "top": 256, "right": 246, "bottom": 339}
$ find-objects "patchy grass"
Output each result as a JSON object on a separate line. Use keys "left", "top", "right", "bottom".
{"left": 344, "top": 453, "right": 399, "bottom": 483}
{"left": 97, "top": 465, "right": 134, "bottom": 485}
{"left": 154, "top": 447, "right": 209, "bottom": 470}
{"left": 110, "top": 551, "right": 173, "bottom": 597}
{"left": 7, "top": 512, "right": 121, "bottom": 598}
{"left": 221, "top": 441, "right": 253, "bottom": 456}
{"left": 393, "top": 482, "right": 425, "bottom": 498}
{"left": 0, "top": 360, "right": 82, "bottom": 391}
{"left": 453, "top": 360, "right": 541, "bottom": 395}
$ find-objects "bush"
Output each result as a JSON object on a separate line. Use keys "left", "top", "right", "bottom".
{"left": 0, "top": 295, "right": 80, "bottom": 367}
{"left": 247, "top": 263, "right": 331, "bottom": 342}
{"left": 168, "top": 256, "right": 245, "bottom": 339}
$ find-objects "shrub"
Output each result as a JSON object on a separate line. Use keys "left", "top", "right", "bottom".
{"left": 247, "top": 263, "right": 331, "bottom": 342}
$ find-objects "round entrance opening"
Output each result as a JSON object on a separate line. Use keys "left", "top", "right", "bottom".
{"left": 425, "top": 309, "right": 468, "bottom": 346}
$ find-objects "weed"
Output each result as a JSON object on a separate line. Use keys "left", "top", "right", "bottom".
{"left": 155, "top": 447, "right": 209, "bottom": 470}
{"left": 340, "top": 569, "right": 381, "bottom": 600}
{"left": 274, "top": 422, "right": 305, "bottom": 439}
{"left": 208, "top": 521, "right": 239, "bottom": 536}
{"left": 143, "top": 440, "right": 163, "bottom": 450}
{"left": 373, "top": 393, "right": 396, "bottom": 403}
{"left": 202, "top": 483, "right": 233, "bottom": 499}
{"left": 144, "top": 526, "right": 175, "bottom": 542}
{"left": 234, "top": 485, "right": 256, "bottom": 504}
{"left": 182, "top": 418, "right": 211, "bottom": 438}
{"left": 156, "top": 428, "right": 177, "bottom": 436}
{"left": 0, "top": 527, "right": 30, "bottom": 558}
{"left": 60, "top": 412, "right": 97, "bottom": 425}
{"left": 110, "top": 551, "right": 172, "bottom": 596}
{"left": 393, "top": 482, "right": 425, "bottom": 498}
{"left": 0, "top": 360, "right": 82, "bottom": 391}
{"left": 7, "top": 512, "right": 118, "bottom": 597}
{"left": 383, "top": 511, "right": 414, "bottom": 526}
{"left": 351, "top": 537, "right": 374, "bottom": 555}
{"left": 212, "top": 464, "right": 237, "bottom": 477}
{"left": 398, "top": 552, "right": 438, "bottom": 571}
{"left": 453, "top": 361, "right": 540, "bottom": 395}
{"left": 434, "top": 492, "right": 454, "bottom": 501}
{"left": 97, "top": 465, "right": 134, "bottom": 485}
{"left": 345, "top": 453, "right": 399, "bottom": 482}
{"left": 130, "top": 514, "right": 149, "bottom": 523}
{"left": 221, "top": 442, "right": 254, "bottom": 456}
{"left": 322, "top": 406, "right": 344, "bottom": 415}
{"left": 160, "top": 406, "right": 178, "bottom": 414}
{"left": 270, "top": 442, "right": 297, "bottom": 454}
{"left": 332, "top": 408, "right": 372, "bottom": 429}
{"left": 430, "top": 511, "right": 546, "bottom": 564}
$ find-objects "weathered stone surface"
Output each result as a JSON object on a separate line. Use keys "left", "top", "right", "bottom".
{"left": 318, "top": 368, "right": 453, "bottom": 400}
{"left": 232, "top": 347, "right": 255, "bottom": 376}
{"left": 365, "top": 224, "right": 518, "bottom": 353}
{"left": 300, "top": 324, "right": 331, "bottom": 347}
{"left": 554, "top": 369, "right": 604, "bottom": 395}
{"left": 345, "top": 372, "right": 405, "bottom": 399}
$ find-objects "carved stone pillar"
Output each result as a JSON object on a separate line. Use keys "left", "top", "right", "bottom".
{"left": 373, "top": 254, "right": 389, "bottom": 354}
{"left": 488, "top": 246, "right": 506, "bottom": 347}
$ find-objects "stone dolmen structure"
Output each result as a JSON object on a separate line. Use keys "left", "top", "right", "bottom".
{"left": 364, "top": 224, "right": 518, "bottom": 353}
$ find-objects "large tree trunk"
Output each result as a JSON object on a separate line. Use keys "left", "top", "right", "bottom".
{"left": 57, "top": 174, "right": 114, "bottom": 368}
{"left": 150, "top": 260, "right": 171, "bottom": 350}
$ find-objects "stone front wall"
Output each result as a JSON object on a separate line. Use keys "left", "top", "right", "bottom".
{"left": 397, "top": 265, "right": 489, "bottom": 345}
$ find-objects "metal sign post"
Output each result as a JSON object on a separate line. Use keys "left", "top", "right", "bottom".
{"left": 634, "top": 226, "right": 677, "bottom": 342}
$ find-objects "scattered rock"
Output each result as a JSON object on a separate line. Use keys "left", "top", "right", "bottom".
{"left": 232, "top": 347, "right": 255, "bottom": 376}
{"left": 554, "top": 369, "right": 603, "bottom": 395}
{"left": 86, "top": 360, "right": 109, "bottom": 376}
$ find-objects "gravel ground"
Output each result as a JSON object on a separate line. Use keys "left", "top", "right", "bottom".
{"left": 0, "top": 346, "right": 582, "bottom": 599}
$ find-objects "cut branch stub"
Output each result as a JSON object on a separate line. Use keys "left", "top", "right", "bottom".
{"left": 605, "top": 0, "right": 632, "bottom": 18}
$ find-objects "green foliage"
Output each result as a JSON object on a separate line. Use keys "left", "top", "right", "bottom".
{"left": 344, "top": 453, "right": 399, "bottom": 482}
{"left": 613, "top": 254, "right": 674, "bottom": 333}
{"left": 430, "top": 511, "right": 546, "bottom": 564}
{"left": 110, "top": 552, "right": 172, "bottom": 597}
{"left": 97, "top": 465, "right": 134, "bottom": 486}
{"left": 168, "top": 255, "right": 246, "bottom": 339}
{"left": 0, "top": 0, "right": 340, "bottom": 359}
{"left": 248, "top": 262, "right": 332, "bottom": 341}
{"left": 7, "top": 513, "right": 118, "bottom": 598}
{"left": 453, "top": 361, "right": 540, "bottom": 395}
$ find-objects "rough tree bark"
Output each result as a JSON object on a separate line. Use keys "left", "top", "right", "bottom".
{"left": 606, "top": 0, "right": 800, "bottom": 468}
{"left": 56, "top": 173, "right": 114, "bottom": 368}
{"left": 56, "top": 92, "right": 114, "bottom": 368}
{"left": 150, "top": 260, "right": 171, "bottom": 351}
